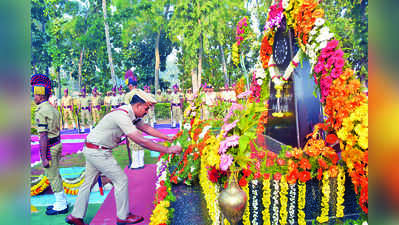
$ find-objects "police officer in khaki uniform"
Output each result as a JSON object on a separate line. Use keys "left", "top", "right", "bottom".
{"left": 31, "top": 74, "right": 69, "bottom": 215}
{"left": 61, "top": 88, "right": 76, "bottom": 130}
{"left": 144, "top": 86, "right": 156, "bottom": 126}
{"left": 155, "top": 89, "right": 163, "bottom": 102}
{"left": 91, "top": 87, "right": 101, "bottom": 126}
{"left": 66, "top": 89, "right": 182, "bottom": 225}
{"left": 104, "top": 91, "right": 111, "bottom": 113}
{"left": 124, "top": 70, "right": 145, "bottom": 169}
{"left": 170, "top": 84, "right": 183, "bottom": 128}
{"left": 110, "top": 87, "right": 120, "bottom": 110}
{"left": 77, "top": 87, "right": 92, "bottom": 133}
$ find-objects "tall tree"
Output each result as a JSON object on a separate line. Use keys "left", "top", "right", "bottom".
{"left": 102, "top": 0, "right": 116, "bottom": 86}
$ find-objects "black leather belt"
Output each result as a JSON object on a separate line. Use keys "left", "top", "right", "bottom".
{"left": 48, "top": 136, "right": 61, "bottom": 147}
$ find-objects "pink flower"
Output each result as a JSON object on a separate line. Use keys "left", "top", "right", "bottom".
{"left": 230, "top": 103, "right": 244, "bottom": 111}
{"left": 335, "top": 58, "right": 345, "bottom": 69}
{"left": 221, "top": 119, "right": 239, "bottom": 136}
{"left": 334, "top": 49, "right": 344, "bottom": 58}
{"left": 219, "top": 135, "right": 240, "bottom": 154}
{"left": 237, "top": 91, "right": 251, "bottom": 99}
{"left": 314, "top": 62, "right": 324, "bottom": 73}
{"left": 326, "top": 39, "right": 339, "bottom": 51}
{"left": 330, "top": 68, "right": 342, "bottom": 79}
{"left": 220, "top": 154, "right": 233, "bottom": 171}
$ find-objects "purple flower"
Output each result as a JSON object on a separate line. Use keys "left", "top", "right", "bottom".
{"left": 221, "top": 119, "right": 239, "bottom": 136}
{"left": 220, "top": 154, "right": 234, "bottom": 171}
{"left": 219, "top": 135, "right": 240, "bottom": 154}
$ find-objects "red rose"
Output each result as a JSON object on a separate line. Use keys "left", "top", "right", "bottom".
{"left": 242, "top": 168, "right": 252, "bottom": 177}
{"left": 318, "top": 158, "right": 328, "bottom": 169}
{"left": 160, "top": 180, "right": 165, "bottom": 186}
{"left": 285, "top": 151, "right": 293, "bottom": 158}
{"left": 326, "top": 134, "right": 338, "bottom": 145}
{"left": 208, "top": 167, "right": 220, "bottom": 183}
{"left": 170, "top": 176, "right": 178, "bottom": 184}
{"left": 263, "top": 173, "right": 270, "bottom": 180}
{"left": 299, "top": 158, "right": 311, "bottom": 170}
{"left": 299, "top": 171, "right": 311, "bottom": 183}
{"left": 287, "top": 169, "right": 298, "bottom": 184}
{"left": 277, "top": 158, "right": 286, "bottom": 166}
{"left": 267, "top": 151, "right": 277, "bottom": 159}
{"left": 317, "top": 168, "right": 323, "bottom": 180}
{"left": 273, "top": 172, "right": 282, "bottom": 181}
{"left": 239, "top": 177, "right": 248, "bottom": 187}
{"left": 258, "top": 151, "right": 266, "bottom": 159}
{"left": 254, "top": 172, "right": 261, "bottom": 179}
{"left": 266, "top": 159, "right": 274, "bottom": 167}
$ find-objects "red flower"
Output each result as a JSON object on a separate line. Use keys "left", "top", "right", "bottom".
{"left": 285, "top": 151, "right": 293, "bottom": 158}
{"left": 317, "top": 168, "right": 323, "bottom": 180}
{"left": 242, "top": 168, "right": 252, "bottom": 177}
{"left": 193, "top": 152, "right": 200, "bottom": 160}
{"left": 160, "top": 180, "right": 165, "bottom": 186}
{"left": 277, "top": 158, "right": 286, "bottom": 166}
{"left": 287, "top": 169, "right": 299, "bottom": 184}
{"left": 326, "top": 133, "right": 338, "bottom": 145}
{"left": 254, "top": 172, "right": 261, "bottom": 179}
{"left": 258, "top": 151, "right": 266, "bottom": 159}
{"left": 318, "top": 158, "right": 328, "bottom": 169}
{"left": 239, "top": 177, "right": 248, "bottom": 187}
{"left": 263, "top": 173, "right": 270, "bottom": 180}
{"left": 299, "top": 158, "right": 311, "bottom": 170}
{"left": 208, "top": 167, "right": 220, "bottom": 183}
{"left": 170, "top": 176, "right": 178, "bottom": 184}
{"left": 299, "top": 171, "right": 311, "bottom": 183}
{"left": 266, "top": 159, "right": 274, "bottom": 167}
{"left": 274, "top": 172, "right": 282, "bottom": 181}
{"left": 267, "top": 151, "right": 277, "bottom": 159}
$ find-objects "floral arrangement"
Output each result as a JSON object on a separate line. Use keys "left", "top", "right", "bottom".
{"left": 30, "top": 175, "right": 50, "bottom": 196}
{"left": 258, "top": 0, "right": 368, "bottom": 214}
{"left": 31, "top": 171, "right": 86, "bottom": 196}
{"left": 236, "top": 17, "right": 249, "bottom": 46}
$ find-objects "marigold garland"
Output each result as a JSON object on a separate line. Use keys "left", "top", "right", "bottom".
{"left": 287, "top": 183, "right": 297, "bottom": 225}
{"left": 317, "top": 171, "right": 330, "bottom": 223}
{"left": 262, "top": 179, "right": 271, "bottom": 225}
{"left": 242, "top": 183, "right": 250, "bottom": 225}
{"left": 336, "top": 166, "right": 346, "bottom": 218}
{"left": 279, "top": 175, "right": 288, "bottom": 225}
{"left": 30, "top": 175, "right": 50, "bottom": 196}
{"left": 297, "top": 181, "right": 306, "bottom": 225}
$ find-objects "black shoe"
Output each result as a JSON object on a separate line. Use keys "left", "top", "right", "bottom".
{"left": 46, "top": 205, "right": 53, "bottom": 210}
{"left": 45, "top": 205, "right": 69, "bottom": 215}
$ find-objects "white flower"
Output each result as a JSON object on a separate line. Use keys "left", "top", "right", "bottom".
{"left": 183, "top": 123, "right": 191, "bottom": 130}
{"left": 199, "top": 125, "right": 212, "bottom": 139}
{"left": 309, "top": 28, "right": 317, "bottom": 36}
{"left": 282, "top": 0, "right": 289, "bottom": 9}
{"left": 257, "top": 79, "right": 263, "bottom": 85}
{"left": 315, "top": 18, "right": 325, "bottom": 27}
{"left": 319, "top": 40, "right": 328, "bottom": 50}
{"left": 362, "top": 222, "right": 368, "bottom": 225}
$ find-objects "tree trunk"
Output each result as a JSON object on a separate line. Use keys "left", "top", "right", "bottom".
{"left": 198, "top": 32, "right": 203, "bottom": 91}
{"left": 57, "top": 67, "right": 61, "bottom": 98}
{"left": 78, "top": 47, "right": 85, "bottom": 89}
{"left": 219, "top": 43, "right": 229, "bottom": 86}
{"left": 192, "top": 68, "right": 198, "bottom": 94}
{"left": 154, "top": 30, "right": 161, "bottom": 91}
{"left": 102, "top": 0, "right": 116, "bottom": 86}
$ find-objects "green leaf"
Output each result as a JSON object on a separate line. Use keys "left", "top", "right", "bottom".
{"left": 239, "top": 135, "right": 250, "bottom": 153}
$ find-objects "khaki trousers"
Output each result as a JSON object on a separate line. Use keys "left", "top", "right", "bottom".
{"left": 128, "top": 137, "right": 144, "bottom": 168}
{"left": 80, "top": 109, "right": 92, "bottom": 127}
{"left": 92, "top": 108, "right": 100, "bottom": 125}
{"left": 71, "top": 147, "right": 129, "bottom": 219}
{"left": 44, "top": 143, "right": 63, "bottom": 193}
{"left": 172, "top": 106, "right": 182, "bottom": 124}
{"left": 63, "top": 108, "right": 75, "bottom": 128}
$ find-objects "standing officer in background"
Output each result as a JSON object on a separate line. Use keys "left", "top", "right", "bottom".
{"left": 144, "top": 86, "right": 156, "bottom": 127}
{"left": 110, "top": 87, "right": 120, "bottom": 110}
{"left": 170, "top": 84, "right": 183, "bottom": 128}
{"left": 104, "top": 91, "right": 111, "bottom": 113}
{"left": 31, "top": 74, "right": 69, "bottom": 215}
{"left": 66, "top": 89, "right": 182, "bottom": 225}
{"left": 123, "top": 70, "right": 145, "bottom": 169}
{"left": 77, "top": 87, "right": 92, "bottom": 133}
{"left": 118, "top": 85, "right": 126, "bottom": 106}
{"left": 91, "top": 87, "right": 101, "bottom": 126}
{"left": 61, "top": 88, "right": 76, "bottom": 130}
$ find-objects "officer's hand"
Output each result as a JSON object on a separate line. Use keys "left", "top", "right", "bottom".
{"left": 168, "top": 145, "right": 182, "bottom": 154}
{"left": 166, "top": 136, "right": 176, "bottom": 142}
{"left": 42, "top": 159, "right": 50, "bottom": 168}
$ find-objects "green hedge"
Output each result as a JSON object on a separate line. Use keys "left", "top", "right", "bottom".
{"left": 155, "top": 103, "right": 171, "bottom": 120}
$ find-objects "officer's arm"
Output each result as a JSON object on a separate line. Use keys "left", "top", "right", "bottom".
{"left": 136, "top": 122, "right": 170, "bottom": 141}
{"left": 126, "top": 130, "right": 171, "bottom": 154}
{"left": 39, "top": 131, "right": 49, "bottom": 167}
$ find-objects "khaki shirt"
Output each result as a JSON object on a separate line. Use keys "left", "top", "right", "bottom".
{"left": 86, "top": 105, "right": 143, "bottom": 149}
{"left": 205, "top": 92, "right": 216, "bottom": 106}
{"left": 124, "top": 88, "right": 140, "bottom": 105}
{"left": 91, "top": 96, "right": 101, "bottom": 106}
{"left": 61, "top": 95, "right": 73, "bottom": 107}
{"left": 170, "top": 92, "right": 181, "bottom": 104}
{"left": 110, "top": 95, "right": 119, "bottom": 106}
{"left": 118, "top": 94, "right": 125, "bottom": 105}
{"left": 79, "top": 96, "right": 91, "bottom": 108}
{"left": 155, "top": 94, "right": 164, "bottom": 102}
{"left": 35, "top": 101, "right": 61, "bottom": 138}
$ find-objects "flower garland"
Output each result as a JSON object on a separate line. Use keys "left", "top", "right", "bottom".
{"left": 30, "top": 175, "right": 50, "bottom": 196}
{"left": 232, "top": 43, "right": 240, "bottom": 67}
{"left": 316, "top": 171, "right": 330, "bottom": 223}
{"left": 336, "top": 166, "right": 345, "bottom": 218}
{"left": 262, "top": 178, "right": 271, "bottom": 225}
{"left": 287, "top": 183, "right": 296, "bottom": 225}
{"left": 297, "top": 181, "right": 306, "bottom": 225}
{"left": 271, "top": 179, "right": 280, "bottom": 224}
{"left": 251, "top": 180, "right": 260, "bottom": 225}
{"left": 279, "top": 175, "right": 288, "bottom": 225}
{"left": 242, "top": 183, "right": 250, "bottom": 225}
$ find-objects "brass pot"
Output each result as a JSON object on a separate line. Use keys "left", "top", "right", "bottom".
{"left": 218, "top": 172, "right": 247, "bottom": 225}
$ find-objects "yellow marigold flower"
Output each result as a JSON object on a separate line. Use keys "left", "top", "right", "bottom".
{"left": 358, "top": 136, "right": 368, "bottom": 149}
{"left": 337, "top": 128, "right": 348, "bottom": 141}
